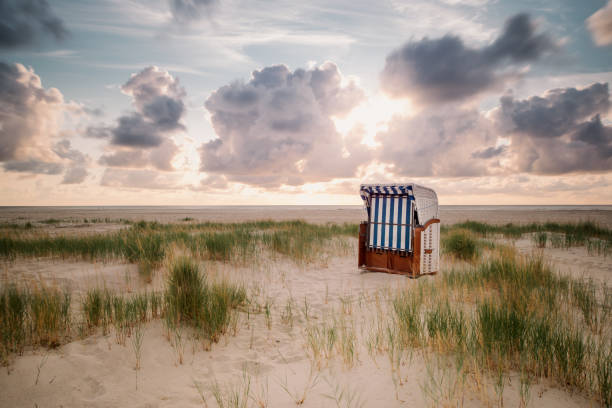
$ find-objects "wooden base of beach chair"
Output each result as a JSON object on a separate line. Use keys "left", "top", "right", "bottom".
{"left": 358, "top": 220, "right": 440, "bottom": 278}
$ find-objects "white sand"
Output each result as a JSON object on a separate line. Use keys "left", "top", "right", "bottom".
{"left": 1, "top": 255, "right": 602, "bottom": 408}
{"left": 0, "top": 207, "right": 610, "bottom": 407}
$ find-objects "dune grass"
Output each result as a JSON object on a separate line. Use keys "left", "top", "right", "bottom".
{"left": 0, "top": 285, "right": 71, "bottom": 364}
{"left": 446, "top": 220, "right": 611, "bottom": 240}
{"left": 305, "top": 313, "right": 361, "bottom": 369}
{"left": 443, "top": 220, "right": 612, "bottom": 258}
{"left": 40, "top": 218, "right": 61, "bottom": 225}
{"left": 542, "top": 232, "right": 611, "bottom": 256}
{"left": 533, "top": 231, "right": 548, "bottom": 248}
{"left": 0, "top": 228, "right": 165, "bottom": 265}
{"left": 0, "top": 220, "right": 358, "bottom": 269}
{"left": 1, "top": 257, "right": 247, "bottom": 365}
{"left": 5, "top": 219, "right": 604, "bottom": 268}
{"left": 442, "top": 229, "right": 481, "bottom": 261}
{"left": 390, "top": 251, "right": 612, "bottom": 406}
{"left": 164, "top": 257, "right": 246, "bottom": 343}
{"left": 448, "top": 220, "right": 611, "bottom": 252}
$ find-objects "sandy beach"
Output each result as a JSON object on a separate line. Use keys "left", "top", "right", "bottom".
{"left": 1, "top": 205, "right": 611, "bottom": 227}
{"left": 0, "top": 206, "right": 610, "bottom": 408}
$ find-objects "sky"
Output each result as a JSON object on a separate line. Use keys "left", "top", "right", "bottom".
{"left": 0, "top": 0, "right": 611, "bottom": 206}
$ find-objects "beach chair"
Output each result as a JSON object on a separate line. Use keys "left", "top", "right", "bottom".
{"left": 358, "top": 184, "right": 440, "bottom": 277}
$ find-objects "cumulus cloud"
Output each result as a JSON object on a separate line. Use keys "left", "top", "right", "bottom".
{"left": 497, "top": 83, "right": 610, "bottom": 137}
{"left": 587, "top": 0, "right": 612, "bottom": 46}
{"left": 95, "top": 67, "right": 185, "bottom": 174}
{"left": 376, "top": 107, "right": 498, "bottom": 177}
{"left": 0, "top": 62, "right": 63, "bottom": 162}
{"left": 380, "top": 13, "right": 555, "bottom": 104}
{"left": 149, "top": 139, "right": 179, "bottom": 171}
{"left": 496, "top": 83, "right": 612, "bottom": 174}
{"left": 200, "top": 62, "right": 369, "bottom": 187}
{"left": 169, "top": 0, "right": 217, "bottom": 23}
{"left": 0, "top": 62, "right": 91, "bottom": 183}
{"left": 376, "top": 82, "right": 611, "bottom": 178}
{"left": 111, "top": 114, "right": 165, "bottom": 147}
{"left": 111, "top": 66, "right": 185, "bottom": 148}
{"left": 82, "top": 67, "right": 185, "bottom": 147}
{"left": 0, "top": 0, "right": 68, "bottom": 48}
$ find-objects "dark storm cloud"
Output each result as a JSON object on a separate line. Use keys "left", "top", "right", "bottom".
{"left": 495, "top": 83, "right": 612, "bottom": 174}
{"left": 587, "top": 0, "right": 612, "bottom": 46}
{"left": 200, "top": 62, "right": 369, "bottom": 187}
{"left": 380, "top": 13, "right": 555, "bottom": 104}
{"left": 0, "top": 0, "right": 68, "bottom": 48}
{"left": 169, "top": 0, "right": 217, "bottom": 23}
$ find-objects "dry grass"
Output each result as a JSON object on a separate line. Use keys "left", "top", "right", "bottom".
{"left": 0, "top": 220, "right": 357, "bottom": 282}
{"left": 2, "top": 219, "right": 611, "bottom": 406}
{"left": 389, "top": 249, "right": 612, "bottom": 406}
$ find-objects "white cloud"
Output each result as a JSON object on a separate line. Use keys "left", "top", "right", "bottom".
{"left": 200, "top": 62, "right": 371, "bottom": 187}
{"left": 587, "top": 0, "right": 612, "bottom": 46}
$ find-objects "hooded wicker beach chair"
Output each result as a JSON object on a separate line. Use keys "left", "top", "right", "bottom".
{"left": 358, "top": 183, "right": 440, "bottom": 277}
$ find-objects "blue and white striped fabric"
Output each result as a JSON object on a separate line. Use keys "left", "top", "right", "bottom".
{"left": 360, "top": 183, "right": 438, "bottom": 252}
{"left": 368, "top": 195, "right": 413, "bottom": 251}
{"left": 359, "top": 184, "right": 414, "bottom": 207}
